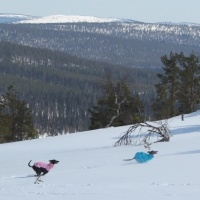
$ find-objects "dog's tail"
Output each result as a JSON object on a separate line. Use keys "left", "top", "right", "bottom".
{"left": 28, "top": 160, "right": 33, "bottom": 167}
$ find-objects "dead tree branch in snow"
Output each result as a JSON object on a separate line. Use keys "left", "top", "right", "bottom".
{"left": 114, "top": 120, "right": 170, "bottom": 149}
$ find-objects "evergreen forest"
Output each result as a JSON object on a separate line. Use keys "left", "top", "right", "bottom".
{"left": 0, "top": 41, "right": 159, "bottom": 135}
{"left": 1, "top": 23, "right": 200, "bottom": 68}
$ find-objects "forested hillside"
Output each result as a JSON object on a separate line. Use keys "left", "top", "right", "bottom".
{"left": 1, "top": 20, "right": 199, "bottom": 134}
{"left": 1, "top": 22, "right": 200, "bottom": 68}
{"left": 0, "top": 42, "right": 159, "bottom": 134}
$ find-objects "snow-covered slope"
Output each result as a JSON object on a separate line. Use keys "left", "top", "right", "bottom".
{"left": 0, "top": 110, "right": 200, "bottom": 199}
{"left": 16, "top": 15, "right": 124, "bottom": 24}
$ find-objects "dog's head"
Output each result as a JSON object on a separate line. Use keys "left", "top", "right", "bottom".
{"left": 49, "top": 159, "right": 59, "bottom": 164}
{"left": 147, "top": 150, "right": 158, "bottom": 155}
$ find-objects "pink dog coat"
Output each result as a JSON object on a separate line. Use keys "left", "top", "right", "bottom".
{"left": 34, "top": 162, "right": 54, "bottom": 171}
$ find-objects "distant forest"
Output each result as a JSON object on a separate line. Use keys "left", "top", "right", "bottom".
{"left": 0, "top": 41, "right": 160, "bottom": 134}
{"left": 1, "top": 23, "right": 200, "bottom": 68}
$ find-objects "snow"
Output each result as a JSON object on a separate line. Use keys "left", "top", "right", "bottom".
{"left": 0, "top": 110, "right": 200, "bottom": 199}
{"left": 0, "top": 14, "right": 28, "bottom": 18}
{"left": 0, "top": 14, "right": 37, "bottom": 20}
{"left": 16, "top": 15, "right": 122, "bottom": 24}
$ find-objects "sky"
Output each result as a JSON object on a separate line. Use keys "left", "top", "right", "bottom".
{"left": 0, "top": 0, "right": 200, "bottom": 24}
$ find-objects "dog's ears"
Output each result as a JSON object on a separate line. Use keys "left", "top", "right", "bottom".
{"left": 49, "top": 159, "right": 59, "bottom": 164}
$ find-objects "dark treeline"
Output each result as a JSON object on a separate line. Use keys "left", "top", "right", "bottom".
{"left": 0, "top": 41, "right": 159, "bottom": 134}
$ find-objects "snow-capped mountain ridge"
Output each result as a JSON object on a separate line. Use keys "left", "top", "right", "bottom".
{"left": 0, "top": 13, "right": 35, "bottom": 18}
{"left": 0, "top": 13, "right": 38, "bottom": 23}
{"left": 1, "top": 13, "right": 200, "bottom": 25}
{"left": 16, "top": 14, "right": 200, "bottom": 25}
{"left": 16, "top": 14, "right": 131, "bottom": 24}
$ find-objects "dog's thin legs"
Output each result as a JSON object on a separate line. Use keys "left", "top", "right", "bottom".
{"left": 34, "top": 174, "right": 42, "bottom": 184}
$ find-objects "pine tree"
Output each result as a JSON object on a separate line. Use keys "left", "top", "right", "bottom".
{"left": 0, "top": 85, "right": 38, "bottom": 143}
{"left": 89, "top": 77, "right": 144, "bottom": 129}
{"left": 178, "top": 53, "right": 200, "bottom": 113}
{"left": 152, "top": 52, "right": 180, "bottom": 119}
{"left": 152, "top": 52, "right": 200, "bottom": 120}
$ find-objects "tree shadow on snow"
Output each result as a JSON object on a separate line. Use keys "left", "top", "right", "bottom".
{"left": 163, "top": 150, "right": 200, "bottom": 157}
{"left": 172, "top": 125, "right": 200, "bottom": 135}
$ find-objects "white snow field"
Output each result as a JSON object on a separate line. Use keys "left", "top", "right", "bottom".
{"left": 0, "top": 111, "right": 200, "bottom": 200}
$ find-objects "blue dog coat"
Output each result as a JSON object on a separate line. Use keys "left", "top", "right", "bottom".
{"left": 134, "top": 152, "right": 154, "bottom": 163}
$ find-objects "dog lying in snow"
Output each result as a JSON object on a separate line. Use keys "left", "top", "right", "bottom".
{"left": 28, "top": 159, "right": 59, "bottom": 176}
